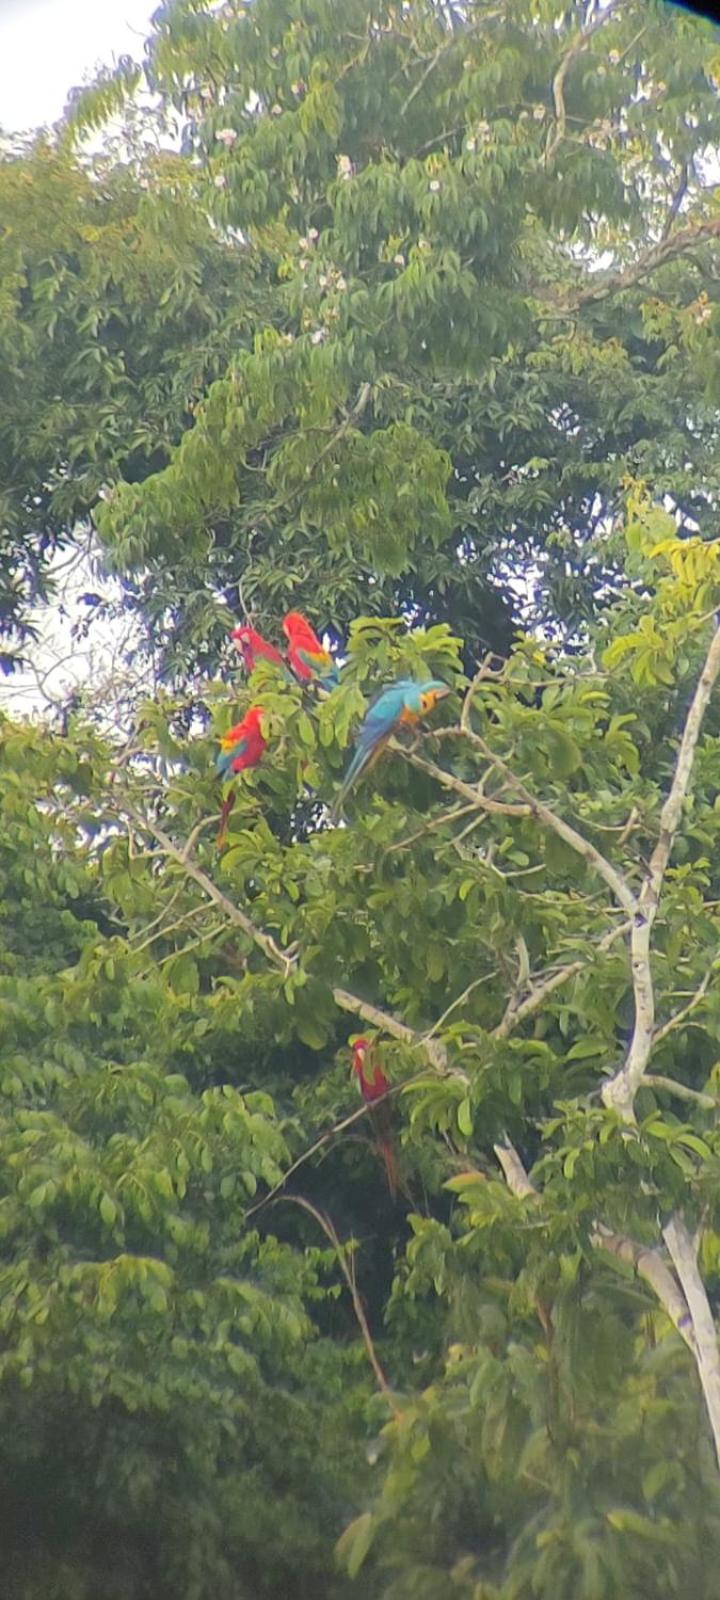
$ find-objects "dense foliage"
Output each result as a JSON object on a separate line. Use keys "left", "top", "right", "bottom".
{"left": 4, "top": 2, "right": 720, "bottom": 1597}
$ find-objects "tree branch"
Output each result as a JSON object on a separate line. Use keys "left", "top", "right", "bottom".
{"left": 592, "top": 1222, "right": 696, "bottom": 1353}
{"left": 604, "top": 625, "right": 720, "bottom": 1117}
{"left": 403, "top": 746, "right": 531, "bottom": 816}
{"left": 271, "top": 1194, "right": 398, "bottom": 1411}
{"left": 644, "top": 1075, "right": 717, "bottom": 1111}
{"left": 663, "top": 1215, "right": 720, "bottom": 1470}
{"left": 492, "top": 1145, "right": 697, "bottom": 1356}
{"left": 448, "top": 724, "right": 638, "bottom": 918}
{"left": 545, "top": 0, "right": 624, "bottom": 168}
{"left": 552, "top": 215, "right": 720, "bottom": 313}
{"left": 652, "top": 968, "right": 714, "bottom": 1047}
{"left": 493, "top": 920, "right": 630, "bottom": 1039}
{"left": 120, "top": 803, "right": 451, "bottom": 1075}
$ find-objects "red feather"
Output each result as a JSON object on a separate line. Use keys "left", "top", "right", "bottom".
{"left": 216, "top": 707, "right": 266, "bottom": 847}
{"left": 282, "top": 611, "right": 337, "bottom": 685}
{"left": 231, "top": 625, "right": 284, "bottom": 673}
{"left": 351, "top": 1039, "right": 397, "bottom": 1199}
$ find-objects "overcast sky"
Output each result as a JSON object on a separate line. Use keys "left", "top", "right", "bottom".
{"left": 0, "top": 0, "right": 156, "bottom": 131}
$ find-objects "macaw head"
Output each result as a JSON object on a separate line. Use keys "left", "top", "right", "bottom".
{"left": 417, "top": 681, "right": 451, "bottom": 715}
{"left": 230, "top": 625, "right": 260, "bottom": 670}
{"left": 282, "top": 611, "right": 306, "bottom": 640}
{"left": 350, "top": 1036, "right": 370, "bottom": 1076}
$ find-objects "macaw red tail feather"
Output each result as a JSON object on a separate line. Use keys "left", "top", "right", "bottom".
{"left": 217, "top": 792, "right": 236, "bottom": 848}
{"left": 378, "top": 1136, "right": 397, "bottom": 1201}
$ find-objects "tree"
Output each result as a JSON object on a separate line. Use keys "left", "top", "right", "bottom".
{"left": 4, "top": 1, "right": 720, "bottom": 1597}
{"left": 82, "top": 0, "right": 720, "bottom": 674}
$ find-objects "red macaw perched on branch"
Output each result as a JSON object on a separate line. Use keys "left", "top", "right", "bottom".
{"left": 332, "top": 678, "right": 450, "bottom": 817}
{"left": 351, "top": 1037, "right": 397, "bottom": 1200}
{"left": 231, "top": 624, "right": 285, "bottom": 674}
{"left": 282, "top": 611, "right": 340, "bottom": 688}
{"left": 216, "top": 705, "right": 266, "bottom": 846}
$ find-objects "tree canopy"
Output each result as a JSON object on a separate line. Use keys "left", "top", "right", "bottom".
{"left": 4, "top": 2, "right": 720, "bottom": 1598}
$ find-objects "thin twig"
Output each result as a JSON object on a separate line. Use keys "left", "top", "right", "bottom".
{"left": 270, "top": 1194, "right": 398, "bottom": 1409}
{"left": 545, "top": 0, "right": 624, "bottom": 168}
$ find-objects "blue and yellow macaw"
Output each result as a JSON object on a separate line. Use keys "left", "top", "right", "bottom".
{"left": 332, "top": 678, "right": 450, "bottom": 815}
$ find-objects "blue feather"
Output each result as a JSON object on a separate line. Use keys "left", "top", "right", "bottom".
{"left": 332, "top": 678, "right": 449, "bottom": 816}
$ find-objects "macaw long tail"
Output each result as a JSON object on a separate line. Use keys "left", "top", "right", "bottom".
{"left": 217, "top": 792, "right": 236, "bottom": 848}
{"left": 378, "top": 1136, "right": 397, "bottom": 1201}
{"left": 331, "top": 736, "right": 388, "bottom": 820}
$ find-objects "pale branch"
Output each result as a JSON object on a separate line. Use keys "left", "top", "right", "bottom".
{"left": 448, "top": 724, "right": 638, "bottom": 919}
{"left": 333, "top": 986, "right": 451, "bottom": 1074}
{"left": 272, "top": 1194, "right": 398, "bottom": 1411}
{"left": 661, "top": 161, "right": 690, "bottom": 243}
{"left": 127, "top": 809, "right": 297, "bottom": 974}
{"left": 381, "top": 800, "right": 482, "bottom": 857}
{"left": 402, "top": 745, "right": 531, "bottom": 816}
{"left": 267, "top": 382, "right": 372, "bottom": 518}
{"left": 645, "top": 627, "right": 720, "bottom": 914}
{"left": 554, "top": 214, "right": 720, "bottom": 312}
{"left": 544, "top": 0, "right": 624, "bottom": 168}
{"left": 591, "top": 1223, "right": 696, "bottom": 1355}
{"left": 398, "top": 10, "right": 503, "bottom": 119}
{"left": 493, "top": 920, "right": 631, "bottom": 1040}
{"left": 604, "top": 625, "right": 720, "bottom": 1118}
{"left": 652, "top": 968, "right": 714, "bottom": 1047}
{"left": 423, "top": 970, "right": 498, "bottom": 1042}
{"left": 493, "top": 1146, "right": 698, "bottom": 1361}
{"left": 493, "top": 1139, "right": 538, "bottom": 1199}
{"left": 663, "top": 1216, "right": 720, "bottom": 1471}
{"left": 644, "top": 1075, "right": 718, "bottom": 1111}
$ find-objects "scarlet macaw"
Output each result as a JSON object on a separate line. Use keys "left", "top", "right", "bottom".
{"left": 216, "top": 705, "right": 266, "bottom": 846}
{"left": 231, "top": 624, "right": 285, "bottom": 674}
{"left": 282, "top": 611, "right": 340, "bottom": 688}
{"left": 351, "top": 1037, "right": 397, "bottom": 1199}
{"left": 333, "top": 678, "right": 449, "bottom": 815}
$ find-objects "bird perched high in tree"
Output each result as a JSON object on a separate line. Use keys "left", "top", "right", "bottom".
{"left": 231, "top": 624, "right": 285, "bottom": 674}
{"left": 282, "top": 611, "right": 340, "bottom": 688}
{"left": 351, "top": 1037, "right": 397, "bottom": 1199}
{"left": 333, "top": 678, "right": 449, "bottom": 816}
{"left": 216, "top": 705, "right": 266, "bottom": 846}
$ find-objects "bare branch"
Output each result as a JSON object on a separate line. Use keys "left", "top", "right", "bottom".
{"left": 119, "top": 802, "right": 452, "bottom": 1076}
{"left": 403, "top": 745, "right": 531, "bottom": 816}
{"left": 592, "top": 1222, "right": 696, "bottom": 1354}
{"left": 545, "top": 0, "right": 624, "bottom": 168}
{"left": 604, "top": 625, "right": 720, "bottom": 1117}
{"left": 493, "top": 1139, "right": 538, "bottom": 1198}
{"left": 644, "top": 1075, "right": 718, "bottom": 1111}
{"left": 652, "top": 969, "right": 714, "bottom": 1047}
{"left": 663, "top": 1216, "right": 720, "bottom": 1469}
{"left": 552, "top": 214, "right": 720, "bottom": 313}
{"left": 273, "top": 1194, "right": 398, "bottom": 1411}
{"left": 449, "top": 723, "right": 638, "bottom": 918}
{"left": 493, "top": 1149, "right": 698, "bottom": 1366}
{"left": 493, "top": 920, "right": 631, "bottom": 1039}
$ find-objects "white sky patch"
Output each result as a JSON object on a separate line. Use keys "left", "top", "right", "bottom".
{"left": 0, "top": 0, "right": 155, "bottom": 131}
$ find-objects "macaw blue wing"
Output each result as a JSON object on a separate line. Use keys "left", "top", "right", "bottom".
{"left": 216, "top": 735, "right": 248, "bottom": 778}
{"left": 331, "top": 681, "right": 419, "bottom": 816}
